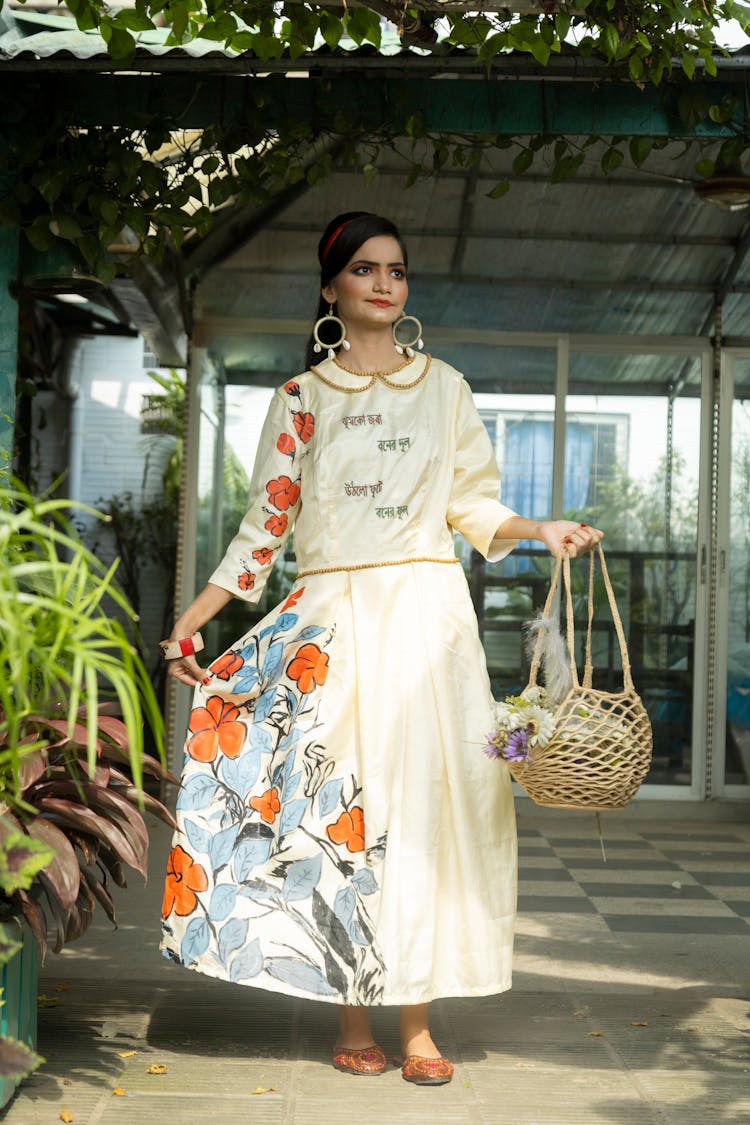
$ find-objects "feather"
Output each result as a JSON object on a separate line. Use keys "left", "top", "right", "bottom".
{"left": 524, "top": 611, "right": 572, "bottom": 705}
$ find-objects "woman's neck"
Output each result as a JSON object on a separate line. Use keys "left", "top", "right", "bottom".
{"left": 337, "top": 328, "right": 406, "bottom": 374}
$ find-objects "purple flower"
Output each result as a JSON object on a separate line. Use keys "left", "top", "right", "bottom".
{"left": 483, "top": 732, "right": 504, "bottom": 760}
{"left": 504, "top": 728, "right": 530, "bottom": 762}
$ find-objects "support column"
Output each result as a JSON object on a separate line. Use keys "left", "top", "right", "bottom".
{"left": 0, "top": 224, "right": 19, "bottom": 478}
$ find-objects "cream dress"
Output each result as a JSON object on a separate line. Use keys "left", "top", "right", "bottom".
{"left": 160, "top": 354, "right": 519, "bottom": 1006}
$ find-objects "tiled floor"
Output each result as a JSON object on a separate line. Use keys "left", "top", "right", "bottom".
{"left": 518, "top": 821, "right": 750, "bottom": 935}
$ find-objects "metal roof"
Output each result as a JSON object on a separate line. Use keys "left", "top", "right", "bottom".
{"left": 5, "top": 7, "right": 750, "bottom": 392}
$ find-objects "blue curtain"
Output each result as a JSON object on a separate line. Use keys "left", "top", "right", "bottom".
{"left": 497, "top": 419, "right": 595, "bottom": 572}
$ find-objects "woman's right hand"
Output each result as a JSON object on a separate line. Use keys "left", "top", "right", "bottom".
{"left": 166, "top": 655, "right": 210, "bottom": 689}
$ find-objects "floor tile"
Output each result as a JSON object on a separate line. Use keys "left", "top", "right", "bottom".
{"left": 578, "top": 883, "right": 715, "bottom": 899}
{"left": 518, "top": 895, "right": 598, "bottom": 913}
{"left": 601, "top": 914, "right": 750, "bottom": 934}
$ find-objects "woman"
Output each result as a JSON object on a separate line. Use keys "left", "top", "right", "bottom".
{"left": 159, "top": 212, "right": 603, "bottom": 1086}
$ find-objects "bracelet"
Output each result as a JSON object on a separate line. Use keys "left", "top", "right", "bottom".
{"left": 159, "top": 632, "right": 205, "bottom": 660}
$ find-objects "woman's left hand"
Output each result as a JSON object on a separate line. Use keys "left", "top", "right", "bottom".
{"left": 538, "top": 520, "right": 604, "bottom": 559}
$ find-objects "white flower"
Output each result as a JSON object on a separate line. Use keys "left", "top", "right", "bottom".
{"left": 522, "top": 686, "right": 546, "bottom": 706}
{"left": 522, "top": 704, "right": 555, "bottom": 749}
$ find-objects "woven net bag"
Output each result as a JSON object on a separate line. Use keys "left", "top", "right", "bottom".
{"left": 508, "top": 545, "right": 652, "bottom": 811}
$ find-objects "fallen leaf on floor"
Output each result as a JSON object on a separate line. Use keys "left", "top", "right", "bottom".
{"left": 630, "top": 1020, "right": 649, "bottom": 1027}
{"left": 54, "top": 982, "right": 72, "bottom": 992}
{"left": 112, "top": 1088, "right": 126, "bottom": 1096}
{"left": 250, "top": 1086, "right": 276, "bottom": 1095}
{"left": 146, "top": 1064, "right": 168, "bottom": 1075}
{"left": 62, "top": 1079, "right": 72, "bottom": 1087}
{"left": 671, "top": 881, "right": 683, "bottom": 890}
{"left": 588, "top": 1030, "right": 605, "bottom": 1037}
{"left": 60, "top": 1113, "right": 73, "bottom": 1123}
{"left": 574, "top": 1007, "right": 590, "bottom": 1018}
{"left": 37, "top": 995, "right": 60, "bottom": 1008}
{"left": 117, "top": 1050, "right": 137, "bottom": 1058}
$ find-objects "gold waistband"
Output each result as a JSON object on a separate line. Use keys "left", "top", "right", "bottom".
{"left": 296, "top": 556, "right": 460, "bottom": 579}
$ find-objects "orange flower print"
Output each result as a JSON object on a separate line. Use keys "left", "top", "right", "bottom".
{"left": 187, "top": 696, "right": 246, "bottom": 762}
{"left": 238, "top": 568, "right": 256, "bottom": 591}
{"left": 287, "top": 642, "right": 329, "bottom": 694}
{"left": 293, "top": 411, "right": 315, "bottom": 443}
{"left": 249, "top": 787, "right": 281, "bottom": 824}
{"left": 276, "top": 432, "right": 295, "bottom": 457}
{"left": 265, "top": 512, "right": 288, "bottom": 538}
{"left": 283, "top": 380, "right": 300, "bottom": 397}
{"left": 266, "top": 475, "right": 300, "bottom": 511}
{"left": 326, "top": 807, "right": 366, "bottom": 853}
{"left": 252, "top": 547, "right": 274, "bottom": 566}
{"left": 209, "top": 650, "right": 244, "bottom": 681}
{"left": 162, "top": 844, "right": 209, "bottom": 918}
{"left": 281, "top": 586, "right": 305, "bottom": 612}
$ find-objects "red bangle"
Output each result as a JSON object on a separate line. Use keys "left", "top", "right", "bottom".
{"left": 159, "top": 632, "right": 205, "bottom": 660}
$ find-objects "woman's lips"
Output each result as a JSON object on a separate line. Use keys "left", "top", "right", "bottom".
{"left": 368, "top": 299, "right": 392, "bottom": 307}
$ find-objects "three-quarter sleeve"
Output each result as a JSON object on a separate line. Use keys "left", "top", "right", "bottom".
{"left": 208, "top": 380, "right": 313, "bottom": 602}
{"left": 446, "top": 378, "right": 519, "bottom": 562}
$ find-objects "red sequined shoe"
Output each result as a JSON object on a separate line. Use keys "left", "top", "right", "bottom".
{"left": 332, "top": 1045, "right": 387, "bottom": 1076}
{"left": 401, "top": 1055, "right": 454, "bottom": 1086}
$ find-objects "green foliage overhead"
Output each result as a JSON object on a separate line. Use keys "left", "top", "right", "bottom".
{"left": 1, "top": 1, "right": 750, "bottom": 275}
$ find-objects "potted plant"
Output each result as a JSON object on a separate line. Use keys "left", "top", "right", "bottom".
{"left": 0, "top": 483, "right": 174, "bottom": 1107}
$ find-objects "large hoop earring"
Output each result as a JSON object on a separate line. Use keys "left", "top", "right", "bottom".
{"left": 313, "top": 304, "right": 350, "bottom": 361}
{"left": 392, "top": 314, "right": 424, "bottom": 358}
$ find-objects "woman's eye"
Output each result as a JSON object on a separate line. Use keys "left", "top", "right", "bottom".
{"left": 353, "top": 266, "right": 371, "bottom": 275}
{"left": 392, "top": 269, "right": 405, "bottom": 279}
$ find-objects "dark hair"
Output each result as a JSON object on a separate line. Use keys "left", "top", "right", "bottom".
{"left": 303, "top": 212, "right": 409, "bottom": 370}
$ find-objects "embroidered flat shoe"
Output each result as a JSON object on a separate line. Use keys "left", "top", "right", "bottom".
{"left": 401, "top": 1055, "right": 454, "bottom": 1085}
{"left": 332, "top": 1045, "right": 387, "bottom": 1075}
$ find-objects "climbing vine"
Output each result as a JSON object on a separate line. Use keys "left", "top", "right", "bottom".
{"left": 1, "top": 1, "right": 750, "bottom": 276}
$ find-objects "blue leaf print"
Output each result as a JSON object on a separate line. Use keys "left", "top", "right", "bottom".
{"left": 282, "top": 853, "right": 322, "bottom": 902}
{"left": 209, "top": 823, "right": 240, "bottom": 871}
{"left": 184, "top": 818, "right": 211, "bottom": 856}
{"left": 208, "top": 883, "right": 238, "bottom": 922}
{"left": 349, "top": 920, "right": 369, "bottom": 947}
{"left": 234, "top": 838, "right": 272, "bottom": 881}
{"left": 255, "top": 688, "right": 277, "bottom": 722}
{"left": 239, "top": 637, "right": 259, "bottom": 660}
{"left": 278, "top": 727, "right": 306, "bottom": 752}
{"left": 293, "top": 626, "right": 326, "bottom": 642}
{"left": 218, "top": 917, "right": 248, "bottom": 962}
{"left": 180, "top": 917, "right": 210, "bottom": 964}
{"left": 334, "top": 886, "right": 356, "bottom": 930}
{"left": 258, "top": 625, "right": 276, "bottom": 641}
{"left": 282, "top": 748, "right": 297, "bottom": 785}
{"left": 285, "top": 771, "right": 302, "bottom": 799}
{"left": 273, "top": 612, "right": 298, "bottom": 635}
{"left": 248, "top": 724, "right": 273, "bottom": 754}
{"left": 317, "top": 778, "right": 343, "bottom": 818}
{"left": 233, "top": 665, "right": 259, "bottom": 693}
{"left": 220, "top": 747, "right": 261, "bottom": 794}
{"left": 262, "top": 640, "right": 285, "bottom": 680}
{"left": 278, "top": 797, "right": 309, "bottom": 837}
{"left": 229, "top": 938, "right": 263, "bottom": 983}
{"left": 265, "top": 957, "right": 339, "bottom": 997}
{"left": 177, "top": 775, "right": 219, "bottom": 812}
{"left": 352, "top": 868, "right": 379, "bottom": 896}
{"left": 239, "top": 878, "right": 278, "bottom": 902}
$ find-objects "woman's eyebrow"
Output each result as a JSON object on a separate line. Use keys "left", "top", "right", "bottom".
{"left": 350, "top": 258, "right": 406, "bottom": 268}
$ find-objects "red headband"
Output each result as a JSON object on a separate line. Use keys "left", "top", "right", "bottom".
{"left": 321, "top": 219, "right": 354, "bottom": 266}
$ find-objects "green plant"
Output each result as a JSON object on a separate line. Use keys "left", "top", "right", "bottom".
{"left": 0, "top": 706, "right": 176, "bottom": 958}
{"left": 0, "top": 482, "right": 164, "bottom": 796}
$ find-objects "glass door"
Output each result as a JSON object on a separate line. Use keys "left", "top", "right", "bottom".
{"left": 564, "top": 350, "right": 708, "bottom": 794}
{"left": 717, "top": 352, "right": 750, "bottom": 795}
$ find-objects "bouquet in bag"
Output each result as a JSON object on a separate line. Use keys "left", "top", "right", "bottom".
{"left": 484, "top": 546, "right": 652, "bottom": 812}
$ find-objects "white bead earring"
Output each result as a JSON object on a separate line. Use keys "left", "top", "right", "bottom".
{"left": 313, "top": 304, "right": 350, "bottom": 361}
{"left": 392, "top": 314, "right": 424, "bottom": 358}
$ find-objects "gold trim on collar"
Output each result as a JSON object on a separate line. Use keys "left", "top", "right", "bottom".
{"left": 310, "top": 355, "right": 432, "bottom": 393}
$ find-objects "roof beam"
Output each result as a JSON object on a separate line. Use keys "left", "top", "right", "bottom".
{"left": 4, "top": 73, "right": 743, "bottom": 138}
{"left": 268, "top": 222, "right": 734, "bottom": 249}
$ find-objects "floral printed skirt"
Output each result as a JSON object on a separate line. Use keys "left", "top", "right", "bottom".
{"left": 160, "top": 562, "right": 517, "bottom": 1006}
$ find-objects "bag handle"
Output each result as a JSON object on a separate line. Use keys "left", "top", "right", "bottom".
{"left": 527, "top": 544, "right": 634, "bottom": 694}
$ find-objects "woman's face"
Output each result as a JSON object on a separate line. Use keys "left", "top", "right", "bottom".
{"left": 322, "top": 235, "right": 408, "bottom": 330}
